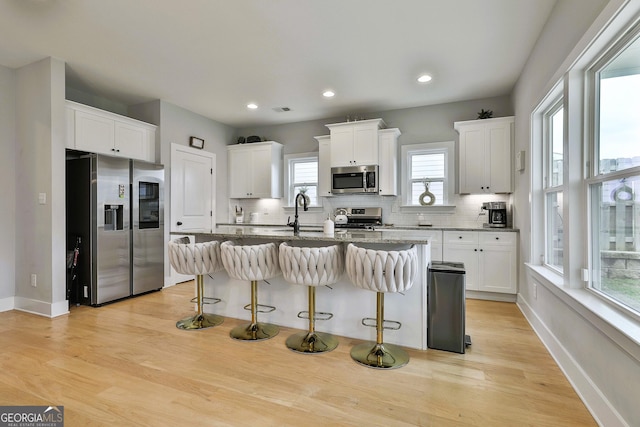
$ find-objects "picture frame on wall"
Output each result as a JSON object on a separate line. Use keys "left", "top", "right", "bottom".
{"left": 189, "top": 136, "right": 204, "bottom": 149}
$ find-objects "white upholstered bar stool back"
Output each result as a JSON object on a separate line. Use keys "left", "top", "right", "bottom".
{"left": 220, "top": 241, "right": 281, "bottom": 341}
{"left": 345, "top": 243, "right": 417, "bottom": 369}
{"left": 168, "top": 237, "right": 224, "bottom": 330}
{"left": 279, "top": 242, "right": 344, "bottom": 354}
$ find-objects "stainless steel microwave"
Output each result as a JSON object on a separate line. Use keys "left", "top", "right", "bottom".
{"left": 331, "top": 165, "right": 378, "bottom": 194}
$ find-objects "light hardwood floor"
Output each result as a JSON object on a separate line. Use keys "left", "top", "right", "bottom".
{"left": 0, "top": 282, "right": 596, "bottom": 426}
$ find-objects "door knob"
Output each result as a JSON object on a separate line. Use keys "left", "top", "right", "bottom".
{"left": 176, "top": 221, "right": 183, "bottom": 226}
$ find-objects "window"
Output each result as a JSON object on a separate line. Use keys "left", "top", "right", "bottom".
{"left": 401, "top": 141, "right": 454, "bottom": 206}
{"left": 588, "top": 29, "right": 640, "bottom": 313}
{"left": 284, "top": 153, "right": 318, "bottom": 206}
{"left": 543, "top": 101, "right": 564, "bottom": 272}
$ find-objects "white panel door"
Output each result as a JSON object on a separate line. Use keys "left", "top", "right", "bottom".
{"left": 171, "top": 144, "right": 215, "bottom": 233}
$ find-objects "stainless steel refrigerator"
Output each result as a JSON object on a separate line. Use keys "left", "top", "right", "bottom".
{"left": 66, "top": 153, "right": 164, "bottom": 306}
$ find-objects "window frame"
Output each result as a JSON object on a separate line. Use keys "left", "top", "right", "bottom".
{"left": 542, "top": 98, "right": 565, "bottom": 274}
{"left": 585, "top": 23, "right": 640, "bottom": 317}
{"left": 400, "top": 141, "right": 455, "bottom": 207}
{"left": 283, "top": 152, "right": 320, "bottom": 207}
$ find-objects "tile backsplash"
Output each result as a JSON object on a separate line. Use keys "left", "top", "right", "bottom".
{"left": 228, "top": 193, "right": 512, "bottom": 228}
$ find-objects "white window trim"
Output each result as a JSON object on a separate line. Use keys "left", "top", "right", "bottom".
{"left": 283, "top": 152, "right": 321, "bottom": 208}
{"left": 400, "top": 141, "right": 455, "bottom": 207}
{"left": 529, "top": 0, "right": 640, "bottom": 345}
{"left": 542, "top": 97, "right": 565, "bottom": 274}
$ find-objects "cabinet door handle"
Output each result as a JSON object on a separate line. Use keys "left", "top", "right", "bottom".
{"left": 496, "top": 237, "right": 499, "bottom": 240}
{"left": 458, "top": 236, "right": 463, "bottom": 239}
{"left": 480, "top": 249, "right": 483, "bottom": 252}
{"left": 176, "top": 221, "right": 183, "bottom": 226}
{"left": 474, "top": 248, "right": 477, "bottom": 251}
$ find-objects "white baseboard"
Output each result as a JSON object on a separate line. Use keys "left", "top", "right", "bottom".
{"left": 0, "top": 297, "right": 14, "bottom": 312}
{"left": 14, "top": 297, "right": 69, "bottom": 318}
{"left": 466, "top": 290, "right": 516, "bottom": 302}
{"left": 517, "top": 295, "right": 628, "bottom": 427}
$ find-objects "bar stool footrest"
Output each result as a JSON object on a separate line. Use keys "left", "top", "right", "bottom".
{"left": 297, "top": 310, "right": 333, "bottom": 321}
{"left": 190, "top": 296, "right": 222, "bottom": 305}
{"left": 361, "top": 317, "right": 402, "bottom": 330}
{"left": 243, "top": 303, "right": 276, "bottom": 313}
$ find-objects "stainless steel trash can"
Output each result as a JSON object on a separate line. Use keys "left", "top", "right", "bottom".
{"left": 427, "top": 261, "right": 470, "bottom": 353}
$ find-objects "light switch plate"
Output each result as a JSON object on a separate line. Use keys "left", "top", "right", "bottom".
{"left": 38, "top": 193, "right": 46, "bottom": 205}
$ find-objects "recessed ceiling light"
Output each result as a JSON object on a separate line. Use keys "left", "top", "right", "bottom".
{"left": 417, "top": 74, "right": 432, "bottom": 83}
{"left": 247, "top": 103, "right": 258, "bottom": 109}
{"left": 323, "top": 90, "right": 335, "bottom": 98}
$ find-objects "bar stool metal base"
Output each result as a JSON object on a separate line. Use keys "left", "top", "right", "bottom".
{"left": 230, "top": 279, "right": 279, "bottom": 341}
{"left": 230, "top": 322, "right": 279, "bottom": 341}
{"left": 176, "top": 313, "right": 224, "bottom": 330}
{"left": 350, "top": 342, "right": 409, "bottom": 369}
{"left": 286, "top": 331, "right": 338, "bottom": 354}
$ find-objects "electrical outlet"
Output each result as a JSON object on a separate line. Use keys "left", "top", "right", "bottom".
{"left": 533, "top": 283, "right": 537, "bottom": 299}
{"left": 83, "top": 285, "right": 88, "bottom": 298}
{"left": 30, "top": 274, "right": 37, "bottom": 287}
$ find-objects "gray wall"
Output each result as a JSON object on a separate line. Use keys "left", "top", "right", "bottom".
{"left": 236, "top": 95, "right": 513, "bottom": 154}
{"left": 512, "top": 0, "right": 638, "bottom": 425}
{"left": 0, "top": 65, "right": 16, "bottom": 303}
{"left": 15, "top": 57, "right": 67, "bottom": 316}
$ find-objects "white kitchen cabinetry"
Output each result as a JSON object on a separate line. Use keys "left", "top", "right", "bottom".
{"left": 421, "top": 229, "right": 442, "bottom": 262}
{"left": 378, "top": 128, "right": 400, "bottom": 196}
{"left": 442, "top": 230, "right": 517, "bottom": 295}
{"left": 315, "top": 135, "right": 332, "bottom": 197}
{"left": 455, "top": 116, "right": 514, "bottom": 194}
{"left": 326, "top": 119, "right": 385, "bottom": 167}
{"left": 66, "top": 101, "right": 156, "bottom": 162}
{"left": 227, "top": 141, "right": 283, "bottom": 199}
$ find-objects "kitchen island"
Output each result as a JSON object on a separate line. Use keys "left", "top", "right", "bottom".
{"left": 176, "top": 226, "right": 432, "bottom": 350}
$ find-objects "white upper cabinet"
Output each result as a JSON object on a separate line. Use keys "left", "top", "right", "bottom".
{"left": 378, "top": 128, "right": 400, "bottom": 196}
{"left": 455, "top": 116, "right": 514, "bottom": 194}
{"left": 314, "top": 135, "right": 332, "bottom": 197}
{"left": 326, "top": 119, "right": 385, "bottom": 167}
{"left": 66, "top": 101, "right": 156, "bottom": 162}
{"left": 227, "top": 141, "right": 283, "bottom": 199}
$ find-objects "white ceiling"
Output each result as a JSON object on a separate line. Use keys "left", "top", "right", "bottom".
{"left": 0, "top": 0, "right": 557, "bottom": 128}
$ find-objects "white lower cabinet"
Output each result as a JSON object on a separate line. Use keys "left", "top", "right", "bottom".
{"left": 420, "top": 229, "right": 442, "bottom": 262}
{"left": 442, "top": 230, "right": 517, "bottom": 294}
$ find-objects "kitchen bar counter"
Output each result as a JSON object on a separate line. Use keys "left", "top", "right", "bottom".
{"left": 189, "top": 225, "right": 431, "bottom": 245}
{"left": 172, "top": 226, "right": 432, "bottom": 350}
{"left": 215, "top": 222, "right": 519, "bottom": 233}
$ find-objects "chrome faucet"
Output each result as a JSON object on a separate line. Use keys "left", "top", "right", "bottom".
{"left": 287, "top": 192, "right": 309, "bottom": 235}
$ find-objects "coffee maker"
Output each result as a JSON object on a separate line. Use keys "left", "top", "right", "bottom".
{"left": 482, "top": 202, "right": 508, "bottom": 228}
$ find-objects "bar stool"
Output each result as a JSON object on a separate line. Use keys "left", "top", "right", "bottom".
{"left": 279, "top": 242, "right": 343, "bottom": 354}
{"left": 220, "top": 241, "right": 280, "bottom": 341}
{"left": 345, "top": 243, "right": 417, "bottom": 369}
{"left": 168, "top": 237, "right": 224, "bottom": 330}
